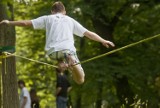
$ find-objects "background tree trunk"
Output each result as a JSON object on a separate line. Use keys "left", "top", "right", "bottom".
{"left": 115, "top": 75, "right": 134, "bottom": 107}
{"left": 0, "top": 2, "right": 19, "bottom": 108}
{"left": 75, "top": 94, "right": 82, "bottom": 108}
{"left": 0, "top": 59, "right": 2, "bottom": 108}
{"left": 96, "top": 82, "right": 103, "bottom": 108}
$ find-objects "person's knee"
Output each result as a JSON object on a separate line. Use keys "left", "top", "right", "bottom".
{"left": 70, "top": 65, "right": 85, "bottom": 84}
{"left": 76, "top": 77, "right": 85, "bottom": 84}
{"left": 76, "top": 72, "right": 85, "bottom": 84}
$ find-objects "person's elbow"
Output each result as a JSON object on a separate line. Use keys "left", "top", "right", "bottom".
{"left": 83, "top": 31, "right": 92, "bottom": 38}
{"left": 21, "top": 21, "right": 33, "bottom": 27}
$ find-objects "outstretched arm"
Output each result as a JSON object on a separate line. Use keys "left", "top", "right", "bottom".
{"left": 84, "top": 31, "right": 115, "bottom": 48}
{"left": 0, "top": 20, "right": 32, "bottom": 27}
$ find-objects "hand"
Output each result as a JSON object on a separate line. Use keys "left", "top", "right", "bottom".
{"left": 102, "top": 40, "right": 115, "bottom": 48}
{"left": 0, "top": 20, "right": 10, "bottom": 25}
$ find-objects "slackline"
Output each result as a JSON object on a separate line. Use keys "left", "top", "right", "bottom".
{"left": 2, "top": 52, "right": 58, "bottom": 68}
{"left": 78, "top": 33, "right": 160, "bottom": 65}
{"left": 1, "top": 33, "right": 160, "bottom": 68}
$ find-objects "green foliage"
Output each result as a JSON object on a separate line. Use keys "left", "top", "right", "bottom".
{"left": 13, "top": 0, "right": 160, "bottom": 107}
{"left": 120, "top": 95, "right": 148, "bottom": 108}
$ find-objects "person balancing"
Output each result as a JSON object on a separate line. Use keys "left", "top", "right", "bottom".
{"left": 0, "top": 1, "right": 115, "bottom": 84}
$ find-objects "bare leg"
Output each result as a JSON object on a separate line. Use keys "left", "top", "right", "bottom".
{"left": 56, "top": 54, "right": 85, "bottom": 84}
{"left": 67, "top": 55, "right": 85, "bottom": 84}
{"left": 69, "top": 65, "right": 85, "bottom": 84}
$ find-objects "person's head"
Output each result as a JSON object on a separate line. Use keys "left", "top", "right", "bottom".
{"left": 56, "top": 68, "right": 62, "bottom": 74}
{"left": 18, "top": 80, "right": 25, "bottom": 89}
{"left": 51, "top": 1, "right": 66, "bottom": 14}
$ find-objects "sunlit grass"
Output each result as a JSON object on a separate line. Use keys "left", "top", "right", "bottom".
{"left": 120, "top": 95, "right": 148, "bottom": 108}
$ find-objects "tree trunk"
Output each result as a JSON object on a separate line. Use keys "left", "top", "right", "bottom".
{"left": 0, "top": 2, "right": 19, "bottom": 108}
{"left": 0, "top": 59, "right": 2, "bottom": 108}
{"left": 96, "top": 82, "right": 103, "bottom": 108}
{"left": 75, "top": 96, "right": 81, "bottom": 108}
{"left": 114, "top": 75, "right": 134, "bottom": 107}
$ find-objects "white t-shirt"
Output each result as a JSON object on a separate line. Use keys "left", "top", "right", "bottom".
{"left": 20, "top": 87, "right": 31, "bottom": 108}
{"left": 31, "top": 13, "right": 88, "bottom": 55}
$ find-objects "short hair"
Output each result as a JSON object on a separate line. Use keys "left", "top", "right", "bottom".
{"left": 51, "top": 1, "right": 65, "bottom": 13}
{"left": 18, "top": 80, "right": 25, "bottom": 86}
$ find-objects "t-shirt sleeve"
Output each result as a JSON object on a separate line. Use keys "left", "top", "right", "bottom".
{"left": 72, "top": 19, "right": 88, "bottom": 37}
{"left": 31, "top": 16, "right": 47, "bottom": 30}
{"left": 23, "top": 88, "right": 29, "bottom": 97}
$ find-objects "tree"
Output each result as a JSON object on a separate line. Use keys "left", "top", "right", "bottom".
{"left": 0, "top": 1, "right": 19, "bottom": 108}
{"left": 76, "top": 0, "right": 160, "bottom": 107}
